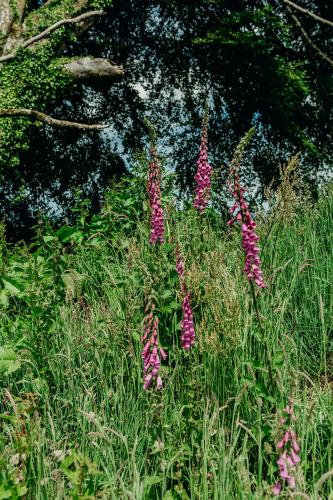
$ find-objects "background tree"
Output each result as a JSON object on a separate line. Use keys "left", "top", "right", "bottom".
{"left": 0, "top": 0, "right": 124, "bottom": 235}
{"left": 0, "top": 0, "right": 332, "bottom": 238}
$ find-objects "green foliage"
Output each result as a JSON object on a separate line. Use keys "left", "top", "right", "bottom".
{"left": 9, "top": 0, "right": 20, "bottom": 21}
{"left": 0, "top": 165, "right": 332, "bottom": 496}
{"left": 190, "top": 0, "right": 328, "bottom": 155}
{"left": 0, "top": 44, "right": 74, "bottom": 169}
{"left": 0, "top": 0, "right": 113, "bottom": 175}
{"left": 24, "top": 0, "right": 113, "bottom": 37}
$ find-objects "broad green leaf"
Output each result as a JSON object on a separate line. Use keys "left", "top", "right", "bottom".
{"left": 0, "top": 289, "right": 9, "bottom": 307}
{"left": 3, "top": 277, "right": 24, "bottom": 296}
{"left": 43, "top": 235, "right": 55, "bottom": 243}
{"left": 163, "top": 492, "right": 176, "bottom": 500}
{"left": 56, "top": 226, "right": 77, "bottom": 243}
{"left": 123, "top": 198, "right": 134, "bottom": 206}
{"left": 144, "top": 475, "right": 162, "bottom": 488}
{"left": 131, "top": 331, "right": 141, "bottom": 342}
{"left": 17, "top": 486, "right": 28, "bottom": 497}
{"left": 0, "top": 347, "right": 21, "bottom": 376}
{"left": 0, "top": 486, "right": 13, "bottom": 499}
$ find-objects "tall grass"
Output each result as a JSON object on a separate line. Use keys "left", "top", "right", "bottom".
{"left": 0, "top": 177, "right": 332, "bottom": 498}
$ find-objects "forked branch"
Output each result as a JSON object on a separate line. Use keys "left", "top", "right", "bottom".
{"left": 0, "top": 10, "right": 105, "bottom": 63}
{"left": 284, "top": 0, "right": 333, "bottom": 28}
{"left": 286, "top": 6, "right": 333, "bottom": 68}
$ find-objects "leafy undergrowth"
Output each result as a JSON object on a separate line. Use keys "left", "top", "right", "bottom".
{"left": 0, "top": 175, "right": 332, "bottom": 499}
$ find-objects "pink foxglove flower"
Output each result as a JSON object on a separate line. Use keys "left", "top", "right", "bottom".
{"left": 147, "top": 147, "right": 164, "bottom": 243}
{"left": 193, "top": 109, "right": 213, "bottom": 213}
{"left": 272, "top": 399, "right": 301, "bottom": 496}
{"left": 228, "top": 161, "right": 265, "bottom": 288}
{"left": 141, "top": 303, "right": 167, "bottom": 390}
{"left": 181, "top": 294, "right": 195, "bottom": 350}
{"left": 175, "top": 244, "right": 195, "bottom": 350}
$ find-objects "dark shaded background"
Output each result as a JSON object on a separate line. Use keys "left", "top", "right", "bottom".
{"left": 7, "top": 0, "right": 333, "bottom": 238}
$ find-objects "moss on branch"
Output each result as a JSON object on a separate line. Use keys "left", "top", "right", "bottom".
{"left": 0, "top": 0, "right": 113, "bottom": 172}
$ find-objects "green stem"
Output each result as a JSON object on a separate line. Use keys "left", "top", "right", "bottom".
{"left": 249, "top": 281, "right": 275, "bottom": 391}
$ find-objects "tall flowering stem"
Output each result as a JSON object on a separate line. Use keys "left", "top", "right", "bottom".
{"left": 272, "top": 399, "right": 301, "bottom": 496}
{"left": 141, "top": 302, "right": 167, "bottom": 390}
{"left": 147, "top": 146, "right": 164, "bottom": 244}
{"left": 175, "top": 244, "right": 195, "bottom": 350}
{"left": 227, "top": 131, "right": 265, "bottom": 288}
{"left": 193, "top": 107, "right": 213, "bottom": 213}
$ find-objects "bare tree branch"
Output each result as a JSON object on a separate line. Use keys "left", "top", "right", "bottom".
{"left": 284, "top": 0, "right": 333, "bottom": 29}
{"left": 0, "top": 10, "right": 105, "bottom": 63}
{"left": 0, "top": 108, "right": 107, "bottom": 130}
{"left": 286, "top": 5, "right": 333, "bottom": 68}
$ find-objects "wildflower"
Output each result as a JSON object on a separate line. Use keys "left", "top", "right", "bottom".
{"left": 193, "top": 107, "right": 213, "bottom": 213}
{"left": 175, "top": 244, "right": 195, "bottom": 350}
{"left": 273, "top": 399, "right": 301, "bottom": 496}
{"left": 228, "top": 160, "right": 265, "bottom": 288}
{"left": 272, "top": 483, "right": 282, "bottom": 496}
{"left": 141, "top": 303, "right": 167, "bottom": 390}
{"left": 147, "top": 146, "right": 164, "bottom": 243}
{"left": 181, "top": 294, "right": 195, "bottom": 350}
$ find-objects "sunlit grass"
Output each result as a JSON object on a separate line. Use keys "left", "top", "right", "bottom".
{"left": 0, "top": 184, "right": 332, "bottom": 498}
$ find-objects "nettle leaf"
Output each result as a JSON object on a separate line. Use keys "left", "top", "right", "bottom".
{"left": 0, "top": 347, "right": 21, "bottom": 376}
{"left": 2, "top": 277, "right": 24, "bottom": 296}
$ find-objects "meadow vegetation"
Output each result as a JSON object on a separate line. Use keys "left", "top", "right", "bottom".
{"left": 0, "top": 147, "right": 332, "bottom": 498}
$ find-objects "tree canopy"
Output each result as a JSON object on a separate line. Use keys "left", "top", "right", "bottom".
{"left": 0, "top": 0, "right": 332, "bottom": 237}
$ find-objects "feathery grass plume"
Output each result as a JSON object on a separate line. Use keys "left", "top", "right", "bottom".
{"left": 272, "top": 399, "right": 301, "bottom": 495}
{"left": 175, "top": 244, "right": 195, "bottom": 350}
{"left": 193, "top": 104, "right": 213, "bottom": 213}
{"left": 264, "top": 153, "right": 311, "bottom": 230}
{"left": 228, "top": 128, "right": 265, "bottom": 288}
{"left": 144, "top": 119, "right": 164, "bottom": 244}
{"left": 141, "top": 301, "right": 167, "bottom": 390}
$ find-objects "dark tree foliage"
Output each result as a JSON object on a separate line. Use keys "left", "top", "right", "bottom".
{"left": 2, "top": 0, "right": 333, "bottom": 238}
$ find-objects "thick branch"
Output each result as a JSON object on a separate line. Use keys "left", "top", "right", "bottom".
{"left": 286, "top": 5, "right": 333, "bottom": 68}
{"left": 22, "top": 10, "right": 104, "bottom": 48}
{"left": 0, "top": 10, "right": 105, "bottom": 63}
{"left": 284, "top": 0, "right": 333, "bottom": 29}
{"left": 65, "top": 58, "right": 124, "bottom": 80}
{"left": 0, "top": 108, "right": 107, "bottom": 130}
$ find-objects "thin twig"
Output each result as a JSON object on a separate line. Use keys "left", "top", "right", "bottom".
{"left": 0, "top": 108, "right": 107, "bottom": 130}
{"left": 0, "top": 10, "right": 105, "bottom": 64}
{"left": 284, "top": 0, "right": 333, "bottom": 28}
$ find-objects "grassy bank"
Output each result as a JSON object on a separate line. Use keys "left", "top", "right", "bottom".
{"left": 0, "top": 177, "right": 332, "bottom": 499}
